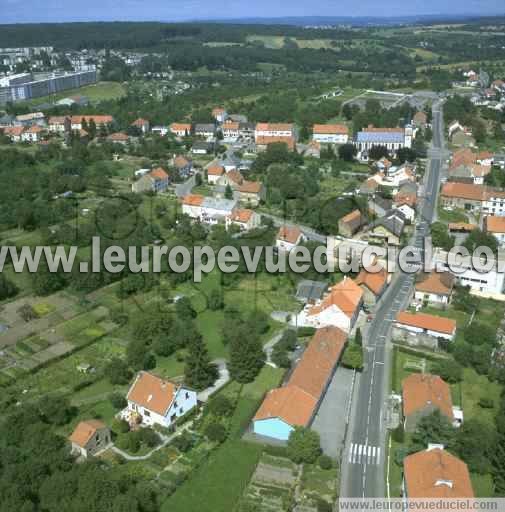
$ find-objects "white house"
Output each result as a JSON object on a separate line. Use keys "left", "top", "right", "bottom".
{"left": 170, "top": 123, "right": 192, "bottom": 137}
{"left": 433, "top": 248, "right": 505, "bottom": 295}
{"left": 296, "top": 278, "right": 363, "bottom": 333}
{"left": 355, "top": 125, "right": 413, "bottom": 153}
{"left": 226, "top": 208, "right": 261, "bottom": 231}
{"left": 123, "top": 372, "right": 197, "bottom": 428}
{"left": 275, "top": 225, "right": 305, "bottom": 252}
{"left": 212, "top": 107, "right": 228, "bottom": 124}
{"left": 206, "top": 164, "right": 225, "bottom": 184}
{"left": 395, "top": 311, "right": 456, "bottom": 342}
{"left": 312, "top": 124, "right": 349, "bottom": 144}
{"left": 152, "top": 126, "right": 169, "bottom": 136}
{"left": 222, "top": 121, "right": 240, "bottom": 141}
{"left": 182, "top": 194, "right": 237, "bottom": 224}
{"left": 255, "top": 122, "right": 294, "bottom": 139}
{"left": 20, "top": 125, "right": 43, "bottom": 142}
{"left": 414, "top": 271, "right": 455, "bottom": 307}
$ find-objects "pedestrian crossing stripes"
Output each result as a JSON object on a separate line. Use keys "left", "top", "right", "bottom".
{"left": 348, "top": 443, "right": 381, "bottom": 465}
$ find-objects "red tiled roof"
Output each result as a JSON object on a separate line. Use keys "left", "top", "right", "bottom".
{"left": 485, "top": 215, "right": 505, "bottom": 234}
{"left": 355, "top": 265, "right": 388, "bottom": 296}
{"left": 309, "top": 278, "right": 363, "bottom": 319}
{"left": 71, "top": 115, "right": 113, "bottom": 125}
{"left": 415, "top": 271, "right": 454, "bottom": 296}
{"left": 150, "top": 167, "right": 168, "bottom": 180}
{"left": 126, "top": 372, "right": 176, "bottom": 416}
{"left": 313, "top": 124, "right": 349, "bottom": 135}
{"left": 256, "top": 135, "right": 295, "bottom": 150}
{"left": 396, "top": 311, "right": 456, "bottom": 335}
{"left": 170, "top": 123, "right": 192, "bottom": 133}
{"left": 277, "top": 225, "right": 303, "bottom": 244}
{"left": 207, "top": 165, "right": 225, "bottom": 176}
{"left": 231, "top": 208, "right": 254, "bottom": 223}
{"left": 441, "top": 182, "right": 485, "bottom": 201}
{"left": 256, "top": 122, "right": 293, "bottom": 132}
{"left": 183, "top": 194, "right": 205, "bottom": 206}
{"left": 69, "top": 419, "right": 107, "bottom": 448}
{"left": 404, "top": 448, "right": 474, "bottom": 498}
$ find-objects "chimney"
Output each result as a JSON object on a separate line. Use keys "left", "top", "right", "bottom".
{"left": 427, "top": 443, "right": 444, "bottom": 451}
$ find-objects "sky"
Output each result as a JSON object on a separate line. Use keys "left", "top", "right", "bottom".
{"left": 0, "top": 0, "right": 503, "bottom": 24}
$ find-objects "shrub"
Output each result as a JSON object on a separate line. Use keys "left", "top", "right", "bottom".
{"left": 392, "top": 425, "right": 405, "bottom": 443}
{"left": 208, "top": 395, "right": 234, "bottom": 417}
{"left": 318, "top": 454, "right": 333, "bottom": 470}
{"left": 204, "top": 422, "right": 227, "bottom": 443}
{"left": 172, "top": 431, "right": 194, "bottom": 453}
{"left": 316, "top": 499, "right": 332, "bottom": 512}
{"left": 110, "top": 392, "right": 127, "bottom": 410}
{"left": 478, "top": 397, "right": 494, "bottom": 409}
{"left": 112, "top": 418, "right": 130, "bottom": 434}
{"left": 297, "top": 326, "right": 316, "bottom": 337}
{"left": 138, "top": 427, "right": 160, "bottom": 448}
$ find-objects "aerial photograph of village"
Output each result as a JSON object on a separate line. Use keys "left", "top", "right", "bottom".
{"left": 1, "top": 0, "right": 505, "bottom": 510}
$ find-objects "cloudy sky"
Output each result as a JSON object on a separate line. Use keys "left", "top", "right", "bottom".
{"left": 0, "top": 0, "right": 502, "bottom": 24}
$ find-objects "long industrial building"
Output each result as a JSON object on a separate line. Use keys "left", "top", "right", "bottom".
{"left": 0, "top": 70, "right": 97, "bottom": 105}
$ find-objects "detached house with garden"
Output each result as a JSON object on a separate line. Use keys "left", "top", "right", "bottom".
{"left": 122, "top": 371, "right": 197, "bottom": 429}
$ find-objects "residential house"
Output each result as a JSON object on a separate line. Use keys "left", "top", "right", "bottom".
{"left": 297, "top": 277, "right": 363, "bottom": 332}
{"left": 312, "top": 124, "right": 349, "bottom": 144}
{"left": 238, "top": 122, "right": 255, "bottom": 139}
{"left": 182, "top": 194, "right": 237, "bottom": 224}
{"left": 367, "top": 210, "right": 406, "bottom": 246}
{"left": 253, "top": 327, "right": 347, "bottom": 441}
{"left": 48, "top": 115, "right": 70, "bottom": 133}
{"left": 402, "top": 373, "right": 456, "bottom": 432}
{"left": 222, "top": 121, "right": 240, "bottom": 141}
{"left": 449, "top": 148, "right": 476, "bottom": 171}
{"left": 368, "top": 197, "right": 393, "bottom": 219}
{"left": 170, "top": 123, "right": 192, "bottom": 137}
{"left": 403, "top": 447, "right": 474, "bottom": 499}
{"left": 0, "top": 114, "right": 14, "bottom": 127}
{"left": 255, "top": 122, "right": 296, "bottom": 151}
{"left": 191, "top": 141, "right": 213, "bottom": 155}
{"left": 107, "top": 132, "right": 130, "bottom": 145}
{"left": 476, "top": 151, "right": 494, "bottom": 166}
{"left": 69, "top": 419, "right": 111, "bottom": 458}
{"left": 492, "top": 79, "right": 505, "bottom": 93}
{"left": 123, "top": 371, "right": 197, "bottom": 428}
{"left": 216, "top": 170, "right": 265, "bottom": 206}
{"left": 485, "top": 215, "right": 505, "bottom": 246}
{"left": 173, "top": 155, "right": 193, "bottom": 178}
{"left": 132, "top": 167, "right": 169, "bottom": 194}
{"left": 15, "top": 112, "right": 45, "bottom": 127}
{"left": 212, "top": 107, "right": 227, "bottom": 123}
{"left": 226, "top": 208, "right": 261, "bottom": 231}
{"left": 295, "top": 280, "right": 328, "bottom": 304}
{"left": 194, "top": 123, "right": 216, "bottom": 139}
{"left": 355, "top": 265, "right": 388, "bottom": 307}
{"left": 440, "top": 182, "right": 485, "bottom": 212}
{"left": 412, "top": 111, "right": 428, "bottom": 128}
{"left": 448, "top": 222, "right": 478, "bottom": 236}
{"left": 338, "top": 209, "right": 364, "bottom": 238}
{"left": 414, "top": 271, "right": 455, "bottom": 307}
{"left": 70, "top": 115, "right": 113, "bottom": 131}
{"left": 3, "top": 126, "right": 24, "bottom": 142}
{"left": 276, "top": 225, "right": 305, "bottom": 252}
{"left": 221, "top": 152, "right": 241, "bottom": 171}
{"left": 395, "top": 311, "right": 457, "bottom": 342}
{"left": 360, "top": 178, "right": 380, "bottom": 195}
{"left": 451, "top": 130, "right": 476, "bottom": 148}
{"left": 131, "top": 118, "right": 150, "bottom": 134}
{"left": 206, "top": 164, "right": 225, "bottom": 184}
{"left": 495, "top": 154, "right": 505, "bottom": 170}
{"left": 151, "top": 126, "right": 169, "bottom": 136}
{"left": 393, "top": 193, "right": 416, "bottom": 223}
{"left": 21, "top": 125, "right": 44, "bottom": 142}
{"left": 448, "top": 163, "right": 490, "bottom": 185}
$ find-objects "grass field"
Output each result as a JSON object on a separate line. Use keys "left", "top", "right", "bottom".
{"left": 23, "top": 81, "right": 126, "bottom": 106}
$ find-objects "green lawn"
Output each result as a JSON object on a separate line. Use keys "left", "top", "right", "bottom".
{"left": 23, "top": 81, "right": 126, "bottom": 106}
{"left": 162, "top": 440, "right": 263, "bottom": 512}
{"left": 437, "top": 206, "right": 468, "bottom": 224}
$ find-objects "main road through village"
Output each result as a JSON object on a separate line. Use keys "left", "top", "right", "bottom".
{"left": 340, "top": 100, "right": 446, "bottom": 498}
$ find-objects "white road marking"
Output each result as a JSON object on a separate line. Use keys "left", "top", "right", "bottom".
{"left": 349, "top": 444, "right": 382, "bottom": 465}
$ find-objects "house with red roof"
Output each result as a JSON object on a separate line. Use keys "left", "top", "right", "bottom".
{"left": 276, "top": 225, "right": 305, "bottom": 252}
{"left": 69, "top": 419, "right": 111, "bottom": 458}
{"left": 131, "top": 118, "right": 150, "bottom": 134}
{"left": 226, "top": 208, "right": 261, "bottom": 231}
{"left": 253, "top": 327, "right": 347, "bottom": 441}
{"left": 122, "top": 371, "right": 197, "bottom": 428}
{"left": 355, "top": 265, "right": 388, "bottom": 306}
{"left": 403, "top": 446, "right": 474, "bottom": 498}
{"left": 402, "top": 373, "right": 457, "bottom": 432}
{"left": 132, "top": 167, "right": 169, "bottom": 194}
{"left": 414, "top": 271, "right": 455, "bottom": 307}
{"left": 394, "top": 311, "right": 457, "bottom": 344}
{"left": 312, "top": 124, "right": 349, "bottom": 144}
{"left": 297, "top": 277, "right": 363, "bottom": 332}
{"left": 21, "top": 124, "right": 44, "bottom": 143}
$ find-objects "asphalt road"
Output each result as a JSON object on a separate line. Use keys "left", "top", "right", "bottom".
{"left": 340, "top": 100, "right": 445, "bottom": 498}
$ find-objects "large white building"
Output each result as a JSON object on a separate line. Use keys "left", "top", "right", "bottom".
{"left": 433, "top": 248, "right": 505, "bottom": 295}
{"left": 182, "top": 194, "right": 237, "bottom": 224}
{"left": 312, "top": 124, "right": 349, "bottom": 144}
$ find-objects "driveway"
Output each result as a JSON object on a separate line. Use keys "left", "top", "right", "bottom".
{"left": 197, "top": 358, "right": 229, "bottom": 402}
{"left": 311, "top": 366, "right": 357, "bottom": 458}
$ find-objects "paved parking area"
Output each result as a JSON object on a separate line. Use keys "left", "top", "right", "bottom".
{"left": 311, "top": 366, "right": 357, "bottom": 458}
